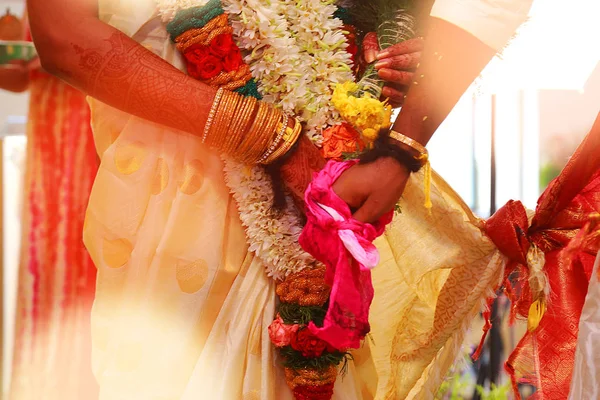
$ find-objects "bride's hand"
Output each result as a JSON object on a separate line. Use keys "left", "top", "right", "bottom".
{"left": 279, "top": 135, "right": 326, "bottom": 206}
{"left": 332, "top": 157, "right": 410, "bottom": 223}
{"left": 366, "top": 36, "right": 424, "bottom": 108}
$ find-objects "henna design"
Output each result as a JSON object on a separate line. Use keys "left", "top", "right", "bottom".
{"left": 380, "top": 53, "right": 421, "bottom": 71}
{"left": 280, "top": 135, "right": 326, "bottom": 203}
{"left": 378, "top": 69, "right": 414, "bottom": 86}
{"left": 71, "top": 31, "right": 214, "bottom": 136}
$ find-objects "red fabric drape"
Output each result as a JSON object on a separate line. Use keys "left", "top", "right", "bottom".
{"left": 483, "top": 113, "right": 600, "bottom": 399}
{"left": 8, "top": 65, "right": 99, "bottom": 398}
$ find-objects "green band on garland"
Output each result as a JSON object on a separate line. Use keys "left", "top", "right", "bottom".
{"left": 279, "top": 346, "right": 351, "bottom": 372}
{"left": 278, "top": 302, "right": 327, "bottom": 327}
{"left": 167, "top": 0, "right": 224, "bottom": 40}
{"left": 234, "top": 79, "right": 262, "bottom": 100}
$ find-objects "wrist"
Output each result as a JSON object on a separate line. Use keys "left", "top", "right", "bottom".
{"left": 359, "top": 134, "right": 423, "bottom": 173}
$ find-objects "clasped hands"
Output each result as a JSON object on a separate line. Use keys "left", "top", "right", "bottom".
{"left": 280, "top": 37, "right": 423, "bottom": 223}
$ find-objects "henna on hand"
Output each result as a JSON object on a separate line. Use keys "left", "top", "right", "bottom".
{"left": 28, "top": 0, "right": 217, "bottom": 139}
{"left": 279, "top": 135, "right": 326, "bottom": 205}
{"left": 72, "top": 31, "right": 216, "bottom": 136}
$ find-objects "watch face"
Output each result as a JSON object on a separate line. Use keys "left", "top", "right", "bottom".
{"left": 0, "top": 41, "right": 37, "bottom": 64}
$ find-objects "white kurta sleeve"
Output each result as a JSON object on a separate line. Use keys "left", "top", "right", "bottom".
{"left": 431, "top": 0, "right": 534, "bottom": 50}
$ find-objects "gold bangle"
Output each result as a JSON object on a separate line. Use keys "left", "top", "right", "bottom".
{"left": 206, "top": 90, "right": 231, "bottom": 148}
{"left": 227, "top": 96, "right": 255, "bottom": 152}
{"left": 225, "top": 96, "right": 257, "bottom": 154}
{"left": 209, "top": 90, "right": 239, "bottom": 149}
{"left": 245, "top": 106, "right": 281, "bottom": 163}
{"left": 260, "top": 108, "right": 285, "bottom": 161}
{"left": 221, "top": 93, "right": 244, "bottom": 151}
{"left": 216, "top": 92, "right": 242, "bottom": 152}
{"left": 237, "top": 102, "right": 271, "bottom": 162}
{"left": 257, "top": 114, "right": 289, "bottom": 164}
{"left": 389, "top": 130, "right": 427, "bottom": 157}
{"left": 263, "top": 117, "right": 302, "bottom": 164}
{"left": 262, "top": 121, "right": 296, "bottom": 165}
{"left": 202, "top": 88, "right": 224, "bottom": 144}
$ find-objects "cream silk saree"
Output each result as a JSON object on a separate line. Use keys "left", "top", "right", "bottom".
{"left": 83, "top": 1, "right": 531, "bottom": 399}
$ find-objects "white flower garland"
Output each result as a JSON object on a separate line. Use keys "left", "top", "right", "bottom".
{"left": 155, "top": 0, "right": 355, "bottom": 278}
{"left": 224, "top": 0, "right": 354, "bottom": 145}
{"left": 222, "top": 160, "right": 316, "bottom": 279}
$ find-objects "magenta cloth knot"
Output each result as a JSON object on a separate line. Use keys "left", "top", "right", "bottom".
{"left": 299, "top": 160, "right": 393, "bottom": 350}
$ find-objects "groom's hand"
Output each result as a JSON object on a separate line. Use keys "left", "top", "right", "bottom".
{"left": 368, "top": 36, "right": 424, "bottom": 108}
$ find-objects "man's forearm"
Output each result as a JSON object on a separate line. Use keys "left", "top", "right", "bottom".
{"left": 392, "top": 17, "right": 497, "bottom": 146}
{"left": 29, "top": 8, "right": 215, "bottom": 136}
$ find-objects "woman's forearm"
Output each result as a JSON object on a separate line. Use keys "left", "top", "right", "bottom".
{"left": 0, "top": 65, "right": 30, "bottom": 93}
{"left": 28, "top": 0, "right": 216, "bottom": 136}
{"left": 391, "top": 17, "right": 497, "bottom": 145}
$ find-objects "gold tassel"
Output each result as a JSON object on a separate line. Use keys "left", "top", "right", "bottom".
{"left": 419, "top": 154, "right": 432, "bottom": 211}
{"left": 527, "top": 298, "right": 546, "bottom": 332}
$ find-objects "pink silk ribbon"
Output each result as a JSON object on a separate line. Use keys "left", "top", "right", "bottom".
{"left": 300, "top": 160, "right": 393, "bottom": 349}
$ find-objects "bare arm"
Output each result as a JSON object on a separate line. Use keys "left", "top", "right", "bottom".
{"left": 388, "top": 17, "right": 496, "bottom": 145}
{"left": 334, "top": 17, "right": 501, "bottom": 222}
{"left": 28, "top": 0, "right": 217, "bottom": 136}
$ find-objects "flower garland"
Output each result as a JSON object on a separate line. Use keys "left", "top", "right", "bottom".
{"left": 155, "top": 1, "right": 381, "bottom": 398}
{"left": 223, "top": 0, "right": 356, "bottom": 145}
{"left": 222, "top": 162, "right": 316, "bottom": 279}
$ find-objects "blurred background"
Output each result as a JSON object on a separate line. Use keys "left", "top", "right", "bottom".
{"left": 0, "top": 0, "right": 598, "bottom": 399}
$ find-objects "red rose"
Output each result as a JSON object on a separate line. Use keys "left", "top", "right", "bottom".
{"left": 210, "top": 33, "right": 235, "bottom": 58}
{"left": 222, "top": 47, "right": 244, "bottom": 72}
{"left": 184, "top": 44, "right": 210, "bottom": 65}
{"left": 184, "top": 45, "right": 223, "bottom": 80}
{"left": 268, "top": 315, "right": 299, "bottom": 348}
{"left": 187, "top": 55, "right": 223, "bottom": 80}
{"left": 290, "top": 329, "right": 328, "bottom": 358}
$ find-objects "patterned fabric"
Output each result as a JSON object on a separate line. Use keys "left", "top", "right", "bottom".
{"left": 491, "top": 115, "right": 600, "bottom": 399}
{"left": 569, "top": 253, "right": 600, "bottom": 399}
{"left": 8, "top": 70, "right": 99, "bottom": 399}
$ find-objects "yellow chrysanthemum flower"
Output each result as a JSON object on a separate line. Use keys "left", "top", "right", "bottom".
{"left": 331, "top": 82, "right": 393, "bottom": 144}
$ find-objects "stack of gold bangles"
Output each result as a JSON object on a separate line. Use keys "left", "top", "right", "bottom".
{"left": 203, "top": 88, "right": 303, "bottom": 165}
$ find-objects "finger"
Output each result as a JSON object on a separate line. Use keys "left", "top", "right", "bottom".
{"left": 377, "top": 37, "right": 424, "bottom": 60}
{"left": 375, "top": 52, "right": 421, "bottom": 71}
{"left": 381, "top": 86, "right": 406, "bottom": 106}
{"left": 378, "top": 69, "right": 413, "bottom": 86}
{"left": 363, "top": 32, "right": 380, "bottom": 64}
{"left": 353, "top": 195, "right": 390, "bottom": 224}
